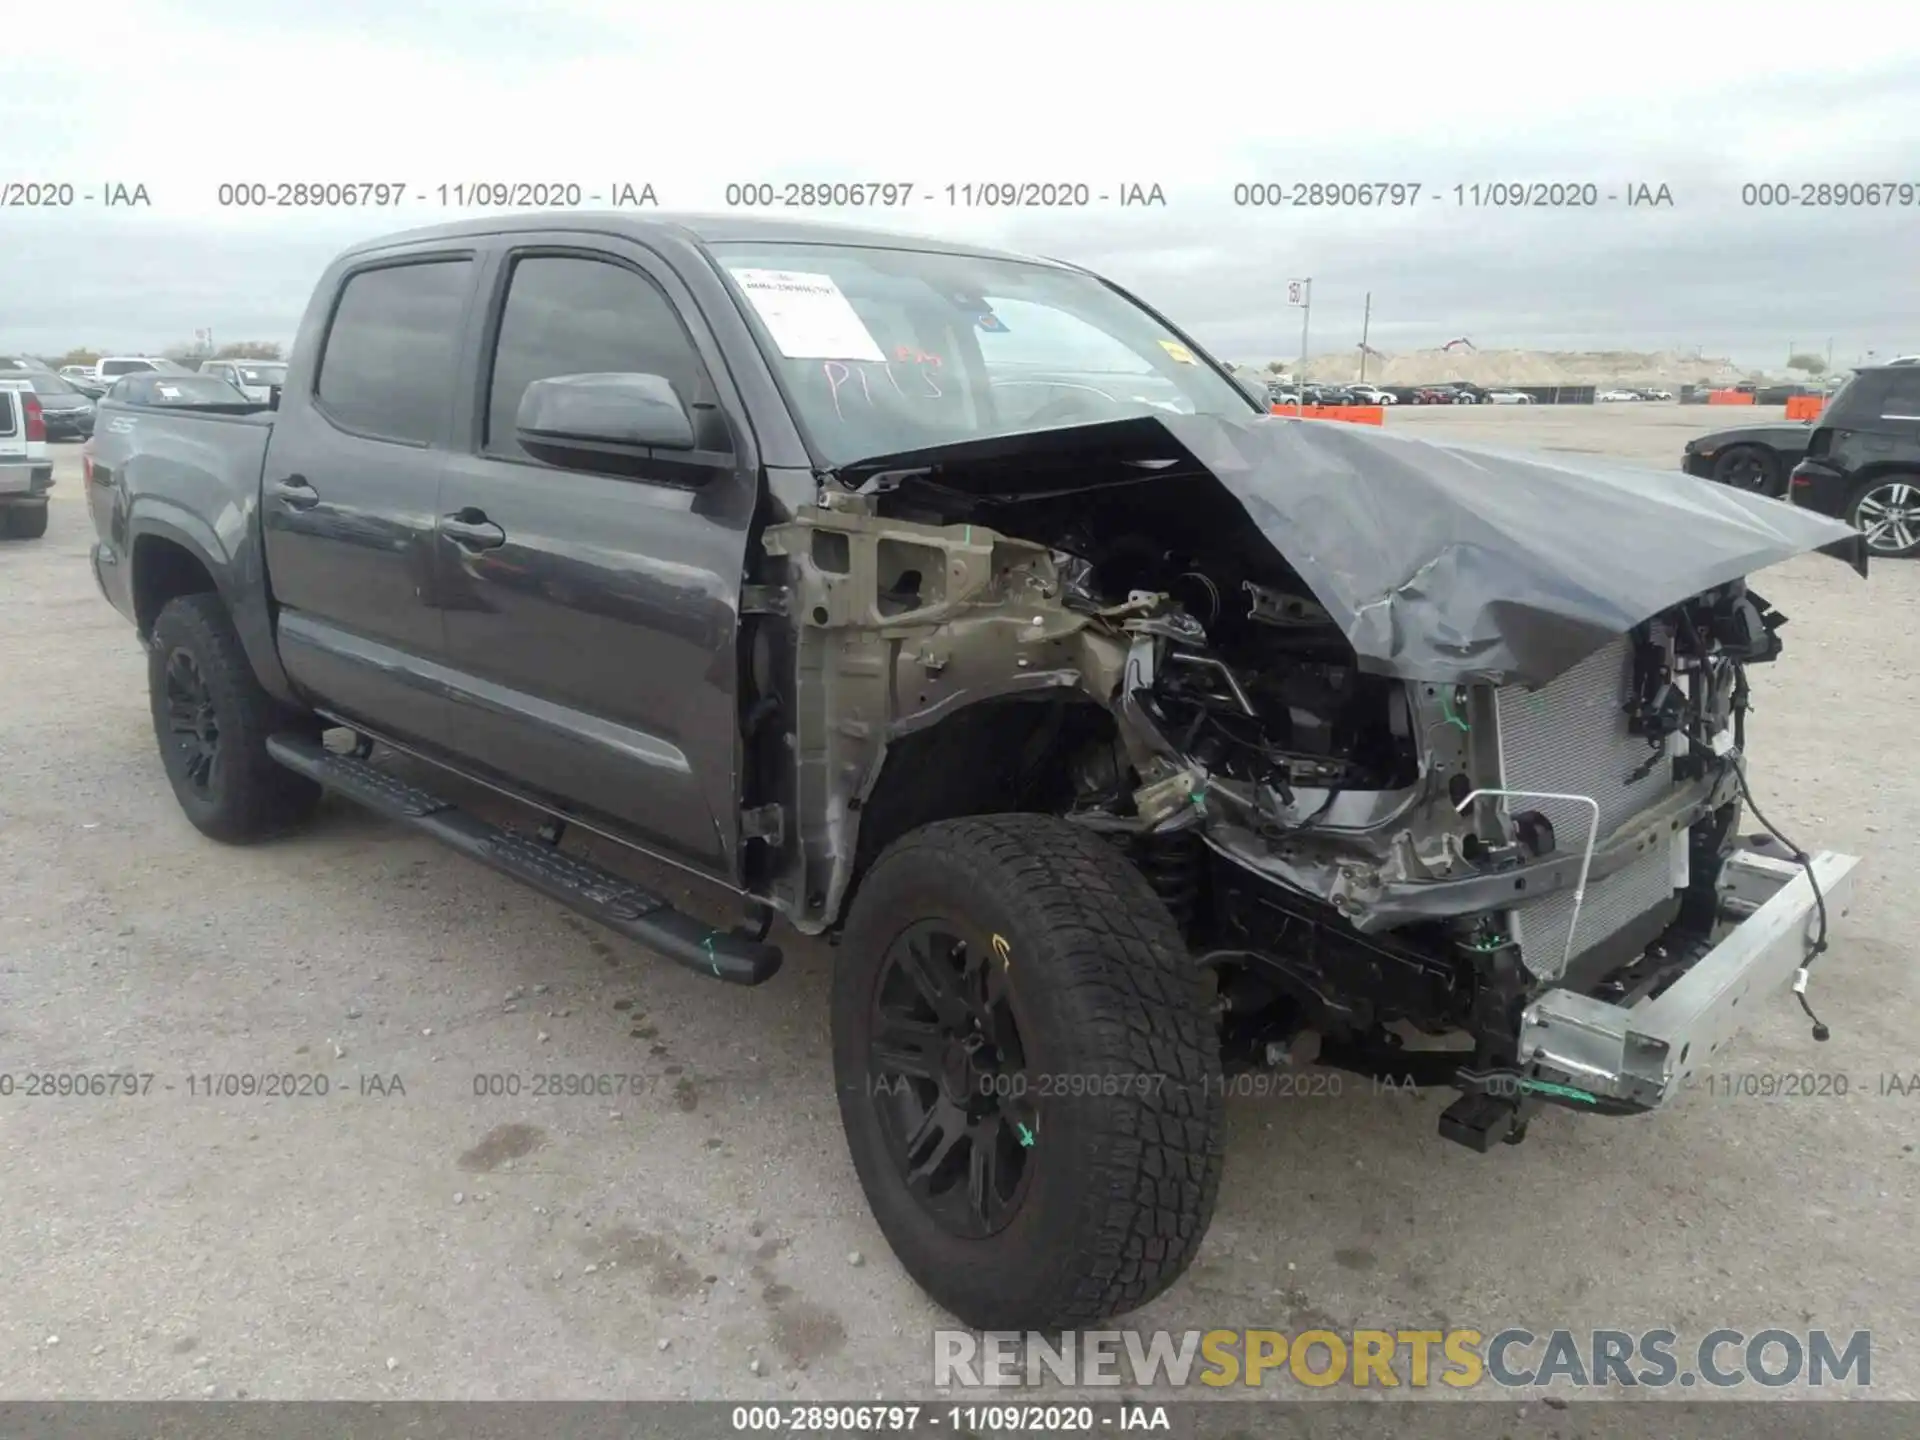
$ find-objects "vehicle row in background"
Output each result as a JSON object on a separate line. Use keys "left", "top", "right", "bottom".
{"left": 0, "top": 375, "right": 54, "bottom": 539}
{"left": 1684, "top": 363, "right": 1920, "bottom": 557}
{"left": 1264, "top": 380, "right": 1673, "bottom": 407}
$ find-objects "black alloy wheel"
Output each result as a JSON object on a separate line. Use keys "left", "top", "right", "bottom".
{"left": 1711, "top": 445, "right": 1780, "bottom": 495}
{"left": 163, "top": 647, "right": 221, "bottom": 796}
{"left": 868, "top": 919, "right": 1037, "bottom": 1239}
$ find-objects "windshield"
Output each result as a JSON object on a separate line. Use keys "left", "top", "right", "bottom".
{"left": 708, "top": 241, "right": 1255, "bottom": 468}
{"left": 236, "top": 363, "right": 286, "bottom": 385}
{"left": 101, "top": 358, "right": 158, "bottom": 376}
{"left": 30, "top": 374, "right": 80, "bottom": 396}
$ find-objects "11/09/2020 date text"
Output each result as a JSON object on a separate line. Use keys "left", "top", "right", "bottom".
{"left": 723, "top": 181, "right": 1168, "bottom": 208}
{"left": 214, "top": 182, "right": 662, "bottom": 208}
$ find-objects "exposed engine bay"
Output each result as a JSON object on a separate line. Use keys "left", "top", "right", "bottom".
{"left": 748, "top": 414, "right": 1862, "bottom": 1148}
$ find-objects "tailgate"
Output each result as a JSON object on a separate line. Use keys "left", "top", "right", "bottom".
{"left": 0, "top": 387, "right": 30, "bottom": 487}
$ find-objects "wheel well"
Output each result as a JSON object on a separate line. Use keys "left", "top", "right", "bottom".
{"left": 846, "top": 695, "right": 1117, "bottom": 906}
{"left": 132, "top": 536, "right": 219, "bottom": 638}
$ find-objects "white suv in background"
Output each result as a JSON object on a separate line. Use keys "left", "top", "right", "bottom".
{"left": 0, "top": 376, "right": 54, "bottom": 539}
{"left": 199, "top": 358, "right": 288, "bottom": 402}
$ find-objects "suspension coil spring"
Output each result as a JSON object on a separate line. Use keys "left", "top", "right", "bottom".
{"left": 1131, "top": 831, "right": 1205, "bottom": 933}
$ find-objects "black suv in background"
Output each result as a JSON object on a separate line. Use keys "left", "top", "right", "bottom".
{"left": 1790, "top": 364, "right": 1920, "bottom": 557}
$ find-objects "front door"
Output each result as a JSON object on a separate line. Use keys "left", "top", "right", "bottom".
{"left": 262, "top": 252, "right": 476, "bottom": 750}
{"left": 435, "top": 239, "right": 759, "bottom": 880}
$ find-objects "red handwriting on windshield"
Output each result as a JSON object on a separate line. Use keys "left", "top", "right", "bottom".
{"left": 822, "top": 350, "right": 946, "bottom": 419}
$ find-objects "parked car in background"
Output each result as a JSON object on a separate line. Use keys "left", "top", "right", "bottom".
{"left": 92, "top": 356, "right": 166, "bottom": 383}
{"left": 1346, "top": 383, "right": 1393, "bottom": 405}
{"left": 1599, "top": 389, "right": 1641, "bottom": 402}
{"left": 17, "top": 371, "right": 97, "bottom": 439}
{"left": 0, "top": 376, "right": 54, "bottom": 539}
{"left": 1637, "top": 388, "right": 1674, "bottom": 401}
{"left": 1485, "top": 389, "right": 1535, "bottom": 405}
{"left": 199, "top": 359, "right": 289, "bottom": 402}
{"left": 1681, "top": 420, "right": 1812, "bottom": 497}
{"left": 103, "top": 372, "right": 256, "bottom": 408}
{"left": 1789, "top": 363, "right": 1920, "bottom": 557}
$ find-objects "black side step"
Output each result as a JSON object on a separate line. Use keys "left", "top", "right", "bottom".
{"left": 266, "top": 734, "right": 781, "bottom": 986}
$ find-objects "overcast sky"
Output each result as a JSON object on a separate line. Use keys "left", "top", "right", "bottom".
{"left": 2, "top": 0, "right": 1915, "bottom": 367}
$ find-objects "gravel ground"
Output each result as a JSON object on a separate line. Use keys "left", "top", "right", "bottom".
{"left": 1, "top": 404, "right": 1913, "bottom": 1404}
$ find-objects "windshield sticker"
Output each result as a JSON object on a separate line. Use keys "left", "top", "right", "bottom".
{"left": 977, "top": 313, "right": 1009, "bottom": 333}
{"left": 156, "top": 384, "right": 182, "bottom": 398}
{"left": 727, "top": 268, "right": 885, "bottom": 362}
{"left": 1158, "top": 339, "right": 1198, "bottom": 365}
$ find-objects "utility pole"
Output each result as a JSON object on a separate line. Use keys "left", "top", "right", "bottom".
{"left": 1359, "top": 292, "right": 1372, "bottom": 382}
{"left": 1300, "top": 279, "right": 1312, "bottom": 394}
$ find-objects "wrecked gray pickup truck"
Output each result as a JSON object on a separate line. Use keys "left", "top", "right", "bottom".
{"left": 89, "top": 214, "right": 1865, "bottom": 1332}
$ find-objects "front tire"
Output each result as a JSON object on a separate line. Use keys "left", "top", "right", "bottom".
{"left": 1710, "top": 445, "right": 1781, "bottom": 495}
{"left": 148, "top": 594, "right": 322, "bottom": 842}
{"left": 834, "top": 815, "right": 1225, "bottom": 1329}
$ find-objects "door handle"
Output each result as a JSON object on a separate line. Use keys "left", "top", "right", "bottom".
{"left": 272, "top": 476, "right": 319, "bottom": 510}
{"left": 440, "top": 509, "right": 506, "bottom": 550}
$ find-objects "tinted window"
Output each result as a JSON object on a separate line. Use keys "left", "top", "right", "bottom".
{"left": 485, "top": 254, "right": 707, "bottom": 458}
{"left": 101, "top": 359, "right": 157, "bottom": 376}
{"left": 318, "top": 259, "right": 472, "bottom": 444}
{"left": 1828, "top": 371, "right": 1920, "bottom": 428}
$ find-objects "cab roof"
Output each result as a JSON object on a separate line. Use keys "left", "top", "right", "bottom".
{"left": 339, "top": 211, "right": 1073, "bottom": 270}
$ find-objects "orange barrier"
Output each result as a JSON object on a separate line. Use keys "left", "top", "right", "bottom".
{"left": 1707, "top": 390, "right": 1756, "bottom": 405}
{"left": 1271, "top": 404, "right": 1386, "bottom": 426}
{"left": 1785, "top": 395, "right": 1824, "bottom": 420}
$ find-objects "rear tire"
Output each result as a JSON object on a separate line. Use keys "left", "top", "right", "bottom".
{"left": 3, "top": 504, "right": 48, "bottom": 539}
{"left": 148, "top": 594, "right": 322, "bottom": 842}
{"left": 1846, "top": 475, "right": 1920, "bottom": 558}
{"left": 833, "top": 815, "right": 1225, "bottom": 1329}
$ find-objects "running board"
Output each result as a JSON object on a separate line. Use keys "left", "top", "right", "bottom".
{"left": 265, "top": 734, "right": 781, "bottom": 986}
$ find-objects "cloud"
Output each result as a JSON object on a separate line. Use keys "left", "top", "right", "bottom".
{"left": 0, "top": 0, "right": 1913, "bottom": 364}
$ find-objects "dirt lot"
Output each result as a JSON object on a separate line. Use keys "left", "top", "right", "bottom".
{"left": 2, "top": 403, "right": 1914, "bottom": 1403}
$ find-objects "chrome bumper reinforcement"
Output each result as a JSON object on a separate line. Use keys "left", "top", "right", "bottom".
{"left": 1516, "top": 846, "right": 1860, "bottom": 1109}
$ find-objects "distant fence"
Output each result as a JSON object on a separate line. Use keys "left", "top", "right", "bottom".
{"left": 1504, "top": 386, "right": 1597, "bottom": 405}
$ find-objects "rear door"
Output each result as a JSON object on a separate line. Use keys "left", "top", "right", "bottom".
{"left": 262, "top": 250, "right": 478, "bottom": 750}
{"left": 434, "top": 234, "right": 760, "bottom": 880}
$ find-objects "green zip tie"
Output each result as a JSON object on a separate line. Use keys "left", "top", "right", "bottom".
{"left": 1016, "top": 1121, "right": 1036, "bottom": 1148}
{"left": 1440, "top": 688, "right": 1469, "bottom": 733}
{"left": 701, "top": 932, "right": 720, "bottom": 977}
{"left": 1521, "top": 1079, "right": 1598, "bottom": 1105}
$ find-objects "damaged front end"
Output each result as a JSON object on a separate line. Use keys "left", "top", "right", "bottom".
{"left": 752, "top": 414, "right": 1864, "bottom": 1151}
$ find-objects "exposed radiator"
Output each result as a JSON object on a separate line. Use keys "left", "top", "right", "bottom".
{"left": 1491, "top": 636, "right": 1685, "bottom": 981}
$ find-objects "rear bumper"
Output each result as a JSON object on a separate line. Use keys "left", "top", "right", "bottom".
{"left": 0, "top": 462, "right": 53, "bottom": 498}
{"left": 1515, "top": 846, "right": 1860, "bottom": 1110}
{"left": 1788, "top": 457, "right": 1851, "bottom": 519}
{"left": 42, "top": 412, "right": 94, "bottom": 439}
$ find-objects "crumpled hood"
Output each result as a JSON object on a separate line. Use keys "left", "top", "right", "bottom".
{"left": 832, "top": 411, "right": 1868, "bottom": 688}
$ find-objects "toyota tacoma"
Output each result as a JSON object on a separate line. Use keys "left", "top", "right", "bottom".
{"left": 85, "top": 213, "right": 1866, "bottom": 1329}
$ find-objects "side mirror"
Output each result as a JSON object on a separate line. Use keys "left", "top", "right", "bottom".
{"left": 266, "top": 384, "right": 282, "bottom": 411}
{"left": 516, "top": 372, "right": 696, "bottom": 459}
